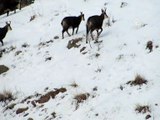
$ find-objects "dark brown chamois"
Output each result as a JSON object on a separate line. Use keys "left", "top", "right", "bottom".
{"left": 86, "top": 9, "right": 108, "bottom": 43}
{"left": 3, "top": 0, "right": 22, "bottom": 16}
{"left": 61, "top": 12, "right": 85, "bottom": 39}
{"left": 0, "top": 21, "right": 12, "bottom": 46}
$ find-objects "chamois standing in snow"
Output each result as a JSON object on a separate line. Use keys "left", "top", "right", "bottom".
{"left": 86, "top": 9, "right": 108, "bottom": 43}
{"left": 0, "top": 21, "right": 12, "bottom": 46}
{"left": 61, "top": 12, "right": 85, "bottom": 39}
{"left": 3, "top": 0, "right": 22, "bottom": 16}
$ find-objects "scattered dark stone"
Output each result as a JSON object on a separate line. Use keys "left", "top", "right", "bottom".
{"left": 22, "top": 43, "right": 30, "bottom": 48}
{"left": 155, "top": 103, "right": 158, "bottom": 106}
{"left": 155, "top": 45, "right": 159, "bottom": 48}
{"left": 15, "top": 50, "right": 22, "bottom": 56}
{"left": 5, "top": 103, "right": 16, "bottom": 110}
{"left": 24, "top": 113, "right": 29, "bottom": 117}
{"left": 16, "top": 107, "right": 28, "bottom": 114}
{"left": 145, "top": 114, "right": 151, "bottom": 119}
{"left": 38, "top": 40, "right": 54, "bottom": 48}
{"left": 54, "top": 36, "right": 59, "bottom": 39}
{"left": 120, "top": 85, "right": 124, "bottom": 90}
{"left": 31, "top": 101, "right": 36, "bottom": 107}
{"left": 80, "top": 47, "right": 86, "bottom": 53}
{"left": 82, "top": 52, "right": 87, "bottom": 55}
{"left": 67, "top": 37, "right": 83, "bottom": 49}
{"left": 93, "top": 87, "right": 98, "bottom": 91}
{"left": 45, "top": 57, "right": 52, "bottom": 61}
{"left": 27, "top": 118, "right": 33, "bottom": 120}
{"left": 95, "top": 113, "right": 99, "bottom": 116}
{"left": 95, "top": 53, "right": 100, "bottom": 58}
{"left": 146, "top": 41, "right": 153, "bottom": 53}
{"left": 0, "top": 65, "right": 9, "bottom": 74}
{"left": 21, "top": 95, "right": 33, "bottom": 103}
{"left": 120, "top": 2, "right": 128, "bottom": 8}
{"left": 51, "top": 112, "right": 56, "bottom": 118}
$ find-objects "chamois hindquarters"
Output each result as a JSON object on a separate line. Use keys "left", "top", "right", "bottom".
{"left": 86, "top": 9, "right": 108, "bottom": 43}
{"left": 61, "top": 12, "right": 85, "bottom": 39}
{"left": 0, "top": 21, "right": 12, "bottom": 46}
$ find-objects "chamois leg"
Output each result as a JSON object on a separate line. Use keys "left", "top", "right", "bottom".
{"left": 66, "top": 30, "right": 71, "bottom": 37}
{"left": 76, "top": 26, "right": 79, "bottom": 34}
{"left": 98, "top": 28, "right": 103, "bottom": 36}
{"left": 72, "top": 28, "right": 75, "bottom": 35}
{"left": 62, "top": 29, "right": 65, "bottom": 39}
{"left": 0, "top": 40, "right": 4, "bottom": 46}
{"left": 91, "top": 29, "right": 94, "bottom": 40}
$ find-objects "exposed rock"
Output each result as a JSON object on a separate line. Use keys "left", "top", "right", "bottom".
{"left": 0, "top": 65, "right": 9, "bottom": 74}
{"left": 16, "top": 107, "right": 28, "bottom": 114}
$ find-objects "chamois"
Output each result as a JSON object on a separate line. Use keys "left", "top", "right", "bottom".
{"left": 3, "top": 0, "right": 22, "bottom": 16}
{"left": 86, "top": 9, "right": 108, "bottom": 43}
{"left": 0, "top": 21, "right": 12, "bottom": 46}
{"left": 61, "top": 12, "right": 85, "bottom": 39}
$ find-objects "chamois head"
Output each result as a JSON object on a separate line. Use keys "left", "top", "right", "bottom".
{"left": 80, "top": 12, "right": 85, "bottom": 21}
{"left": 101, "top": 8, "right": 108, "bottom": 19}
{"left": 5, "top": 21, "right": 12, "bottom": 31}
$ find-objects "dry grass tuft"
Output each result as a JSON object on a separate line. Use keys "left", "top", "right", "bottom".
{"left": 135, "top": 105, "right": 151, "bottom": 114}
{"left": 70, "top": 82, "right": 79, "bottom": 88}
{"left": 0, "top": 90, "right": 15, "bottom": 103}
{"left": 127, "top": 74, "right": 147, "bottom": 86}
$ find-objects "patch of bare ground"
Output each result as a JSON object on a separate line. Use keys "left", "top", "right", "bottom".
{"left": 36, "top": 88, "right": 67, "bottom": 104}
{"left": 74, "top": 93, "right": 90, "bottom": 110}
{"left": 67, "top": 37, "right": 83, "bottom": 49}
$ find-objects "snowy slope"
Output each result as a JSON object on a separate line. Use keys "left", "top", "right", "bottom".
{"left": 0, "top": 0, "right": 160, "bottom": 120}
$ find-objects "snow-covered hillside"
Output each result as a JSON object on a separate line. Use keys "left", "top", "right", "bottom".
{"left": 0, "top": 0, "right": 160, "bottom": 120}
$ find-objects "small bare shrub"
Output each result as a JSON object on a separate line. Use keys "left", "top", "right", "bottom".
{"left": 127, "top": 74, "right": 147, "bottom": 86}
{"left": 0, "top": 90, "right": 15, "bottom": 103}
{"left": 135, "top": 105, "right": 151, "bottom": 114}
{"left": 70, "top": 82, "right": 78, "bottom": 88}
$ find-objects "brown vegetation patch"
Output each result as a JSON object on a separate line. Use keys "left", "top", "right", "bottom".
{"left": 16, "top": 107, "right": 28, "bottom": 114}
{"left": 67, "top": 37, "right": 83, "bottom": 49}
{"left": 135, "top": 105, "right": 150, "bottom": 114}
{"left": 127, "top": 75, "right": 147, "bottom": 86}
{"left": 36, "top": 88, "right": 67, "bottom": 104}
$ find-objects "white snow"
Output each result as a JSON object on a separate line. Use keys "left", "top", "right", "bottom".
{"left": 0, "top": 0, "right": 160, "bottom": 120}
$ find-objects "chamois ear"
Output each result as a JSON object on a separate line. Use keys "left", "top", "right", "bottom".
{"left": 80, "top": 12, "right": 83, "bottom": 15}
